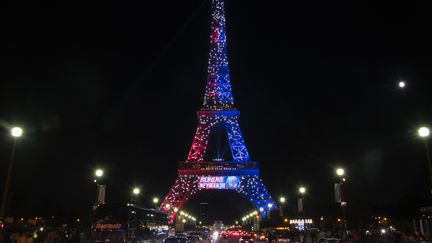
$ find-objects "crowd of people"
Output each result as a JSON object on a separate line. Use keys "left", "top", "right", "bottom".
{"left": 257, "top": 229, "right": 430, "bottom": 243}
{"left": 0, "top": 227, "right": 89, "bottom": 243}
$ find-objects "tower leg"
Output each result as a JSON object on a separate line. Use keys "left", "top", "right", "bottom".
{"left": 160, "top": 176, "right": 198, "bottom": 223}
{"left": 237, "top": 175, "right": 276, "bottom": 218}
{"left": 226, "top": 121, "right": 250, "bottom": 162}
{"left": 187, "top": 124, "right": 211, "bottom": 161}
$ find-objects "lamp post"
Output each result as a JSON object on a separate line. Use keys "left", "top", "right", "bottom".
{"left": 335, "top": 168, "right": 347, "bottom": 236}
{"left": 418, "top": 127, "right": 432, "bottom": 194}
{"left": 152, "top": 197, "right": 159, "bottom": 209}
{"left": 131, "top": 187, "right": 140, "bottom": 204}
{"left": 93, "top": 169, "right": 105, "bottom": 209}
{"left": 279, "top": 196, "right": 286, "bottom": 217}
{"left": 298, "top": 187, "right": 306, "bottom": 231}
{"left": 0, "top": 127, "right": 23, "bottom": 219}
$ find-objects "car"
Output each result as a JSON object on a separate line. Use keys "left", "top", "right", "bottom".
{"left": 318, "top": 238, "right": 341, "bottom": 243}
{"left": 187, "top": 235, "right": 202, "bottom": 243}
{"left": 255, "top": 233, "right": 267, "bottom": 242}
{"left": 165, "top": 237, "right": 190, "bottom": 243}
{"left": 276, "top": 237, "right": 290, "bottom": 243}
{"left": 239, "top": 235, "right": 254, "bottom": 243}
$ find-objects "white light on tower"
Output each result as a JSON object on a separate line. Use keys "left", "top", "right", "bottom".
{"left": 11, "top": 127, "right": 23, "bottom": 137}
{"left": 336, "top": 168, "right": 345, "bottom": 176}
{"left": 398, "top": 81, "right": 406, "bottom": 88}
{"left": 418, "top": 127, "right": 430, "bottom": 138}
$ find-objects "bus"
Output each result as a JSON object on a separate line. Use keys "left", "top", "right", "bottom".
{"left": 91, "top": 203, "right": 170, "bottom": 243}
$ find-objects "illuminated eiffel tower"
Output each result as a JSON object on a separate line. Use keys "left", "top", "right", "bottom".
{"left": 160, "top": 0, "right": 275, "bottom": 223}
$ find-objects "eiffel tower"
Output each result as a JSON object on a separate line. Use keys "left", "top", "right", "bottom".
{"left": 160, "top": 0, "right": 275, "bottom": 223}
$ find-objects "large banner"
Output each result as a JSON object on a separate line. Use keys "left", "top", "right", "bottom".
{"left": 198, "top": 176, "right": 241, "bottom": 190}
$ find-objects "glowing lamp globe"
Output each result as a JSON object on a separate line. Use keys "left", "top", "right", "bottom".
{"left": 11, "top": 127, "right": 23, "bottom": 137}
{"left": 153, "top": 197, "right": 159, "bottom": 204}
{"left": 398, "top": 81, "right": 406, "bottom": 88}
{"left": 132, "top": 188, "right": 140, "bottom": 195}
{"left": 336, "top": 168, "right": 345, "bottom": 176}
{"left": 418, "top": 127, "right": 430, "bottom": 138}
{"left": 299, "top": 187, "right": 306, "bottom": 194}
{"left": 95, "top": 169, "right": 104, "bottom": 178}
{"left": 279, "top": 197, "right": 286, "bottom": 203}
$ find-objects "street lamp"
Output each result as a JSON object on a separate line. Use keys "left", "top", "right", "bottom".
{"left": 419, "top": 127, "right": 430, "bottom": 138}
{"left": 418, "top": 126, "right": 432, "bottom": 195}
{"left": 398, "top": 81, "right": 406, "bottom": 88}
{"left": 131, "top": 187, "right": 141, "bottom": 204}
{"left": 95, "top": 169, "right": 104, "bottom": 178}
{"left": 133, "top": 188, "right": 140, "bottom": 195}
{"left": 299, "top": 187, "right": 306, "bottom": 195}
{"left": 279, "top": 196, "right": 286, "bottom": 217}
{"left": 93, "top": 169, "right": 106, "bottom": 209}
{"left": 335, "top": 168, "right": 348, "bottom": 235}
{"left": 279, "top": 197, "right": 286, "bottom": 203}
{"left": 153, "top": 197, "right": 159, "bottom": 204}
{"left": 298, "top": 186, "right": 307, "bottom": 231}
{"left": 11, "top": 127, "right": 23, "bottom": 137}
{"left": 0, "top": 127, "right": 23, "bottom": 219}
{"left": 336, "top": 168, "right": 345, "bottom": 177}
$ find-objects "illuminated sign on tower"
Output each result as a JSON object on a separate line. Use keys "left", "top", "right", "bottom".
{"left": 198, "top": 176, "right": 241, "bottom": 190}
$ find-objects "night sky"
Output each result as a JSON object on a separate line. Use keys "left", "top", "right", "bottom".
{"left": 1, "top": 0, "right": 432, "bottom": 224}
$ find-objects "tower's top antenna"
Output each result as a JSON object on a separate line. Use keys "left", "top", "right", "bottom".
{"left": 202, "top": 0, "right": 235, "bottom": 110}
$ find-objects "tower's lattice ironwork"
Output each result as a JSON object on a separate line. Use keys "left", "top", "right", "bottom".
{"left": 160, "top": 0, "right": 275, "bottom": 223}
